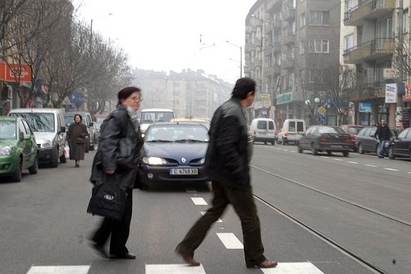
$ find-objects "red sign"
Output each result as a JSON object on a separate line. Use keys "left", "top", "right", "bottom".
{"left": 403, "top": 84, "right": 411, "bottom": 102}
{"left": 0, "top": 61, "right": 32, "bottom": 82}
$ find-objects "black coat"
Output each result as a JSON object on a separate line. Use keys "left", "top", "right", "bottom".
{"left": 204, "top": 98, "right": 250, "bottom": 188}
{"left": 375, "top": 125, "right": 391, "bottom": 141}
{"left": 90, "top": 105, "right": 144, "bottom": 190}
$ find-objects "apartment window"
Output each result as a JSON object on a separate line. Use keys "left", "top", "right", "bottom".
{"left": 345, "top": 0, "right": 354, "bottom": 12}
{"left": 309, "top": 11, "right": 330, "bottom": 26}
{"left": 310, "top": 40, "right": 329, "bottom": 53}
{"left": 344, "top": 34, "right": 354, "bottom": 51}
{"left": 301, "top": 13, "right": 306, "bottom": 27}
{"left": 403, "top": 9, "right": 409, "bottom": 33}
{"left": 308, "top": 69, "right": 315, "bottom": 83}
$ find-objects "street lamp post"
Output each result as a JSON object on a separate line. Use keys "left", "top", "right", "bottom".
{"left": 225, "top": 41, "right": 243, "bottom": 78}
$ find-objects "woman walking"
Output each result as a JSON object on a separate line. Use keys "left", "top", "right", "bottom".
{"left": 89, "top": 86, "right": 144, "bottom": 259}
{"left": 66, "top": 114, "right": 89, "bottom": 167}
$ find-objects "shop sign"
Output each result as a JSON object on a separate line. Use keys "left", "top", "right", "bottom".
{"left": 385, "top": 83, "right": 397, "bottom": 103}
{"left": 403, "top": 84, "right": 411, "bottom": 102}
{"left": 276, "top": 92, "right": 292, "bottom": 105}
{"left": 359, "top": 102, "right": 372, "bottom": 112}
{"left": 0, "top": 61, "right": 32, "bottom": 82}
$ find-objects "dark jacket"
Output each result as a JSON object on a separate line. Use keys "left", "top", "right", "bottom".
{"left": 374, "top": 125, "right": 391, "bottom": 141}
{"left": 90, "top": 105, "right": 144, "bottom": 190}
{"left": 66, "top": 122, "right": 88, "bottom": 160}
{"left": 204, "top": 98, "right": 250, "bottom": 188}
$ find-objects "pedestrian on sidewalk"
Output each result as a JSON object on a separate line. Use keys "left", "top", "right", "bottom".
{"left": 66, "top": 114, "right": 88, "bottom": 167}
{"left": 89, "top": 86, "right": 144, "bottom": 259}
{"left": 175, "top": 77, "right": 277, "bottom": 269}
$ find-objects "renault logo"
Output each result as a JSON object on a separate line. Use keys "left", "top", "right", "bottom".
{"left": 181, "top": 157, "right": 186, "bottom": 163}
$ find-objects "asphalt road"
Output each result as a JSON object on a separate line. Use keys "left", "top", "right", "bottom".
{"left": 0, "top": 145, "right": 409, "bottom": 274}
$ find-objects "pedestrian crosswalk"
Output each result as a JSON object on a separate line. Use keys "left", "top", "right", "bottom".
{"left": 26, "top": 262, "right": 324, "bottom": 273}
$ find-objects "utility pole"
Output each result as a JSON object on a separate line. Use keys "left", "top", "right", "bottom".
{"left": 397, "top": 0, "right": 404, "bottom": 129}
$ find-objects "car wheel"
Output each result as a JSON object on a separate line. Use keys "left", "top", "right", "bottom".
{"left": 276, "top": 139, "right": 281, "bottom": 144}
{"left": 297, "top": 146, "right": 303, "bottom": 153}
{"left": 327, "top": 151, "right": 332, "bottom": 156}
{"left": 388, "top": 146, "right": 395, "bottom": 159}
{"left": 28, "top": 156, "right": 39, "bottom": 174}
{"left": 11, "top": 158, "right": 22, "bottom": 182}
{"left": 343, "top": 151, "right": 349, "bottom": 157}
{"left": 358, "top": 143, "right": 365, "bottom": 154}
{"left": 311, "top": 143, "right": 318, "bottom": 155}
{"left": 50, "top": 147, "right": 59, "bottom": 168}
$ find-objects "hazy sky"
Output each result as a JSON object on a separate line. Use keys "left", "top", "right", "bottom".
{"left": 73, "top": 0, "right": 256, "bottom": 84}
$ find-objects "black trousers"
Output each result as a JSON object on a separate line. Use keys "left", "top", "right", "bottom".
{"left": 92, "top": 189, "right": 133, "bottom": 255}
{"left": 177, "top": 181, "right": 266, "bottom": 265}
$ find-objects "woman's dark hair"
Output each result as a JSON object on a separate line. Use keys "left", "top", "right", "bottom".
{"left": 74, "top": 114, "right": 82, "bottom": 121}
{"left": 231, "top": 77, "right": 256, "bottom": 99}
{"left": 117, "top": 86, "right": 141, "bottom": 105}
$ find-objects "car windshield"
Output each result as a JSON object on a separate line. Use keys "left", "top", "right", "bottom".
{"left": 318, "top": 127, "right": 343, "bottom": 134}
{"left": 348, "top": 127, "right": 363, "bottom": 134}
{"left": 64, "top": 115, "right": 74, "bottom": 127}
{"left": 0, "top": 120, "right": 17, "bottom": 139}
{"left": 10, "top": 113, "right": 55, "bottom": 132}
{"left": 146, "top": 124, "right": 209, "bottom": 142}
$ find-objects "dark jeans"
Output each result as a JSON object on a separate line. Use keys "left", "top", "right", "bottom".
{"left": 92, "top": 189, "right": 133, "bottom": 255}
{"left": 378, "top": 139, "right": 387, "bottom": 156}
{"left": 177, "top": 181, "right": 266, "bottom": 265}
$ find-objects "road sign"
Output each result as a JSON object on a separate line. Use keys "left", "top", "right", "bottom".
{"left": 317, "top": 106, "right": 326, "bottom": 115}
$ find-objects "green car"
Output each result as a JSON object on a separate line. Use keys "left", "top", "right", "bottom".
{"left": 0, "top": 116, "right": 39, "bottom": 182}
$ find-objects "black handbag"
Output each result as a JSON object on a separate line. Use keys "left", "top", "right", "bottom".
{"left": 87, "top": 174, "right": 128, "bottom": 220}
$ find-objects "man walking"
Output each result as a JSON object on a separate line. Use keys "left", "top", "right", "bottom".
{"left": 374, "top": 119, "right": 391, "bottom": 158}
{"left": 175, "top": 77, "right": 277, "bottom": 269}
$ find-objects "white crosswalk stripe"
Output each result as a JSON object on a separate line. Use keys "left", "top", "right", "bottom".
{"left": 191, "top": 197, "right": 208, "bottom": 205}
{"left": 146, "top": 264, "right": 206, "bottom": 273}
{"left": 260, "top": 262, "right": 324, "bottom": 273}
{"left": 217, "top": 232, "right": 244, "bottom": 249}
{"left": 26, "top": 265, "right": 90, "bottom": 274}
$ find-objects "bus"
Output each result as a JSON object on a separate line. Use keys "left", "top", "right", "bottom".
{"left": 140, "top": 108, "right": 174, "bottom": 136}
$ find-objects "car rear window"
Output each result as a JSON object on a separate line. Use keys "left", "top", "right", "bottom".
{"left": 257, "top": 121, "right": 267, "bottom": 129}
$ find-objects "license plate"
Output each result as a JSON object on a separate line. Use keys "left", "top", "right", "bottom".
{"left": 170, "top": 168, "right": 198, "bottom": 175}
{"left": 330, "top": 145, "right": 342, "bottom": 148}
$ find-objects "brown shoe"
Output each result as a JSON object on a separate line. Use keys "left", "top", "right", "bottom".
{"left": 259, "top": 259, "right": 278, "bottom": 268}
{"left": 175, "top": 246, "right": 200, "bottom": 266}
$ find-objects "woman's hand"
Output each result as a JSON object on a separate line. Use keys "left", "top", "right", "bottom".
{"left": 105, "top": 169, "right": 115, "bottom": 175}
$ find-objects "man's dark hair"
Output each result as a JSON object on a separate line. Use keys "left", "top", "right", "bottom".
{"left": 117, "top": 86, "right": 141, "bottom": 104}
{"left": 231, "top": 77, "right": 256, "bottom": 99}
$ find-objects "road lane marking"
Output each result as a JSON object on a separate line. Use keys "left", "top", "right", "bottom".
{"left": 333, "top": 159, "right": 343, "bottom": 161}
{"left": 146, "top": 264, "right": 206, "bottom": 273}
{"left": 191, "top": 197, "right": 207, "bottom": 205}
{"left": 261, "top": 262, "right": 324, "bottom": 273}
{"left": 384, "top": 168, "right": 398, "bottom": 171}
{"left": 217, "top": 233, "right": 243, "bottom": 249}
{"left": 347, "top": 161, "right": 358, "bottom": 164}
{"left": 26, "top": 266, "right": 90, "bottom": 274}
{"left": 365, "top": 164, "right": 377, "bottom": 167}
{"left": 201, "top": 211, "right": 222, "bottom": 222}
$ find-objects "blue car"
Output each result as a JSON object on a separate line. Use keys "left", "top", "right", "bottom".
{"left": 138, "top": 122, "right": 209, "bottom": 190}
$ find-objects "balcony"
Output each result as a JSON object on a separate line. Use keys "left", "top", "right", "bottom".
{"left": 344, "top": 0, "right": 395, "bottom": 26}
{"left": 343, "top": 38, "right": 394, "bottom": 64}
{"left": 282, "top": 34, "right": 295, "bottom": 45}
{"left": 282, "top": 8, "right": 295, "bottom": 21}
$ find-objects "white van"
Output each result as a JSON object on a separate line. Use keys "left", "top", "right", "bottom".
{"left": 9, "top": 108, "right": 66, "bottom": 167}
{"left": 140, "top": 108, "right": 175, "bottom": 136}
{"left": 278, "top": 119, "right": 306, "bottom": 145}
{"left": 249, "top": 118, "right": 277, "bottom": 145}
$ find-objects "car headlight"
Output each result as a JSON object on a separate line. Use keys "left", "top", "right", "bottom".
{"left": 142, "top": 156, "right": 167, "bottom": 165}
{"left": 0, "top": 146, "right": 13, "bottom": 156}
{"left": 41, "top": 140, "right": 53, "bottom": 149}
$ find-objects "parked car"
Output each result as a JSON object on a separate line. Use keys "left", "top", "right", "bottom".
{"left": 64, "top": 112, "right": 97, "bottom": 152}
{"left": 297, "top": 125, "right": 351, "bottom": 156}
{"left": 388, "top": 127, "right": 411, "bottom": 159}
{"left": 339, "top": 124, "right": 365, "bottom": 151}
{"left": 0, "top": 116, "right": 39, "bottom": 182}
{"left": 249, "top": 118, "right": 277, "bottom": 145}
{"left": 138, "top": 122, "right": 209, "bottom": 190}
{"left": 355, "top": 126, "right": 399, "bottom": 156}
{"left": 277, "top": 119, "right": 306, "bottom": 145}
{"left": 8, "top": 108, "right": 66, "bottom": 167}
